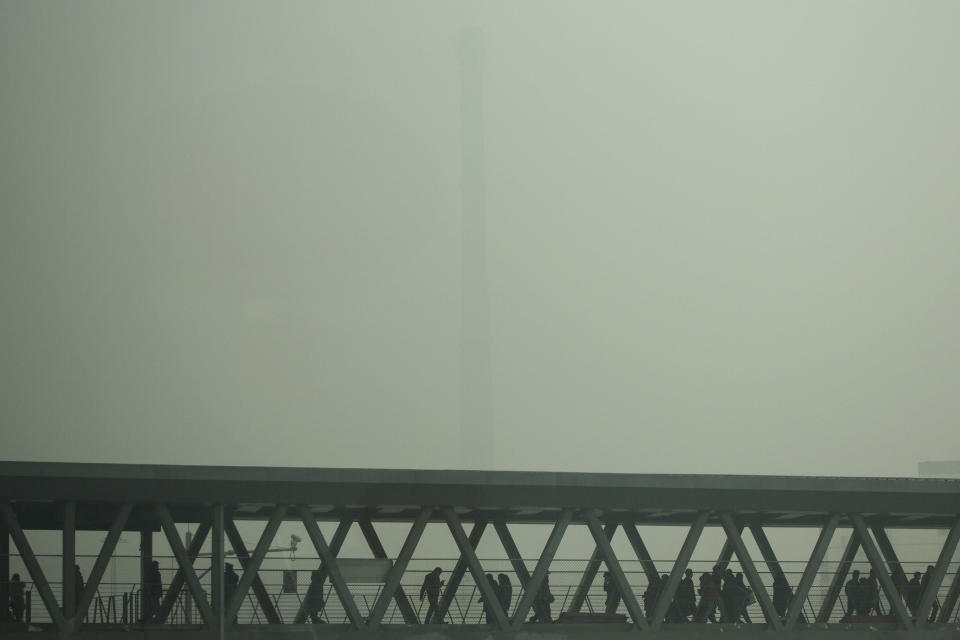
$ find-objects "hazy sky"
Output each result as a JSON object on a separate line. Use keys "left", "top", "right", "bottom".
{"left": 2, "top": 2, "right": 959, "bottom": 477}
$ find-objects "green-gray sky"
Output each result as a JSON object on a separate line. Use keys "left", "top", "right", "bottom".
{"left": 2, "top": 2, "right": 958, "bottom": 476}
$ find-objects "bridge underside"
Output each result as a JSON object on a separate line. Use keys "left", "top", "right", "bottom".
{"left": 1, "top": 462, "right": 959, "bottom": 638}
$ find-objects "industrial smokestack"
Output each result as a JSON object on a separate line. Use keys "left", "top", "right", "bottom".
{"left": 459, "top": 27, "right": 493, "bottom": 470}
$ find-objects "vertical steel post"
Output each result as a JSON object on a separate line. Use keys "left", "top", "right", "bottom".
{"left": 63, "top": 502, "right": 76, "bottom": 629}
{"left": 139, "top": 528, "right": 152, "bottom": 623}
{"left": 0, "top": 519, "right": 8, "bottom": 623}
{"left": 212, "top": 505, "right": 225, "bottom": 640}
{"left": 184, "top": 529, "right": 193, "bottom": 624}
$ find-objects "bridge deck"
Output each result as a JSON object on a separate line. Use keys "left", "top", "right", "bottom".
{"left": 1, "top": 462, "right": 958, "bottom": 637}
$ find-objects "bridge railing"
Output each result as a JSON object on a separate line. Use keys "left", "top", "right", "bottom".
{"left": 6, "top": 555, "right": 958, "bottom": 627}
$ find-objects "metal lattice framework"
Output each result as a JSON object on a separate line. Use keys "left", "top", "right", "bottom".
{"left": 1, "top": 461, "right": 959, "bottom": 639}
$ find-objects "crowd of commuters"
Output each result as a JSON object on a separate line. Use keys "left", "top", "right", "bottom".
{"left": 601, "top": 563, "right": 943, "bottom": 625}
{"left": 4, "top": 561, "right": 946, "bottom": 625}
{"left": 844, "top": 565, "right": 941, "bottom": 622}
{"left": 635, "top": 565, "right": 757, "bottom": 623}
{"left": 420, "top": 569, "right": 551, "bottom": 624}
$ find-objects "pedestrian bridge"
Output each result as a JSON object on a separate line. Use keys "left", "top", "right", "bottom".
{"left": 1, "top": 462, "right": 958, "bottom": 639}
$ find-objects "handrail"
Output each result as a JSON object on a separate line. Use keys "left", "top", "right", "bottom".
{"left": 9, "top": 564, "right": 959, "bottom": 627}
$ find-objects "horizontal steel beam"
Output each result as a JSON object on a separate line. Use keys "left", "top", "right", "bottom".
{"left": 3, "top": 462, "right": 959, "bottom": 518}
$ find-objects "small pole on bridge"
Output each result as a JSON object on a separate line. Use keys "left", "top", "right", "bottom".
{"left": 213, "top": 505, "right": 225, "bottom": 640}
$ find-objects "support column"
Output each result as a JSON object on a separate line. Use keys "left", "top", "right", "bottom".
{"left": 183, "top": 530, "right": 193, "bottom": 625}
{"left": 139, "top": 529, "right": 152, "bottom": 624}
{"left": 0, "top": 519, "right": 8, "bottom": 623}
{"left": 212, "top": 505, "right": 225, "bottom": 639}
{"left": 63, "top": 502, "right": 76, "bottom": 627}
{"left": 816, "top": 528, "right": 860, "bottom": 623}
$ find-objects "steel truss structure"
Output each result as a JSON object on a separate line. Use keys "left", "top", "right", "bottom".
{"left": 1, "top": 461, "right": 959, "bottom": 639}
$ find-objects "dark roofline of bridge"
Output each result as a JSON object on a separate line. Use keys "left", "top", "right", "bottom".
{"left": 2, "top": 460, "right": 959, "bottom": 490}
{"left": 2, "top": 461, "right": 959, "bottom": 514}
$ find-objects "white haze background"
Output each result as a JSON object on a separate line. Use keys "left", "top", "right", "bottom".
{"left": 3, "top": 2, "right": 960, "bottom": 477}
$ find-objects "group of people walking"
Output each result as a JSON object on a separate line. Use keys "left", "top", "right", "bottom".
{"left": 419, "top": 568, "right": 553, "bottom": 624}
{"left": 604, "top": 565, "right": 764, "bottom": 623}
{"left": 6, "top": 561, "right": 944, "bottom": 626}
{"left": 6, "top": 566, "right": 85, "bottom": 624}
{"left": 610, "top": 565, "right": 762, "bottom": 623}
{"left": 844, "top": 565, "right": 941, "bottom": 622}
{"left": 601, "top": 563, "right": 943, "bottom": 624}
